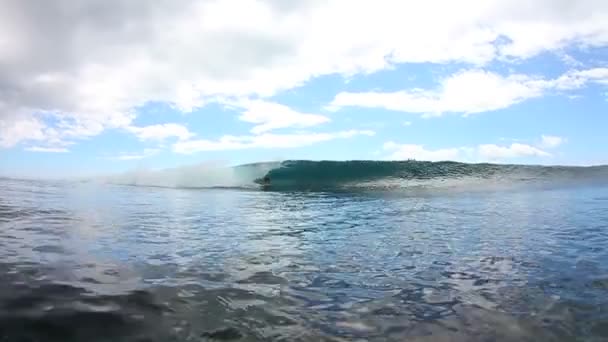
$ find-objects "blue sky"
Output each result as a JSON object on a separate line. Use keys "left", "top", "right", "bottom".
{"left": 1, "top": 0, "right": 607, "bottom": 178}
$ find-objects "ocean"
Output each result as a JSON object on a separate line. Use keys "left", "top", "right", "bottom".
{"left": 1, "top": 160, "right": 608, "bottom": 341}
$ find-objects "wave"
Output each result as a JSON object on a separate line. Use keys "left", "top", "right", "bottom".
{"left": 103, "top": 160, "right": 608, "bottom": 192}
{"left": 102, "top": 161, "right": 280, "bottom": 189}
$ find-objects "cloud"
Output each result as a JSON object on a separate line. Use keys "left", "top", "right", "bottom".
{"left": 540, "top": 135, "right": 565, "bottom": 149}
{"left": 384, "top": 137, "right": 557, "bottom": 162}
{"left": 478, "top": 143, "right": 550, "bottom": 160}
{"left": 126, "top": 123, "right": 194, "bottom": 141}
{"left": 115, "top": 148, "right": 161, "bottom": 161}
{"left": 0, "top": 115, "right": 47, "bottom": 148}
{"left": 24, "top": 146, "right": 69, "bottom": 153}
{"left": 173, "top": 130, "right": 375, "bottom": 154}
{"left": 553, "top": 68, "right": 608, "bottom": 90}
{"left": 0, "top": 0, "right": 607, "bottom": 149}
{"left": 235, "top": 100, "right": 330, "bottom": 134}
{"left": 328, "top": 68, "right": 608, "bottom": 116}
{"left": 383, "top": 142, "right": 464, "bottom": 161}
{"left": 560, "top": 54, "right": 583, "bottom": 67}
{"left": 403, "top": 121, "right": 412, "bottom": 126}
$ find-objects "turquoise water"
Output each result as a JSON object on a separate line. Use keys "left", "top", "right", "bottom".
{"left": 1, "top": 161, "right": 608, "bottom": 341}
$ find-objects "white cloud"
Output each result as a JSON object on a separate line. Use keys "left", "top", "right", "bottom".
{"left": 115, "top": 148, "right": 161, "bottom": 161}
{"left": 478, "top": 143, "right": 550, "bottom": 160}
{"left": 173, "top": 130, "right": 375, "bottom": 154}
{"left": 0, "top": 0, "right": 607, "bottom": 149}
{"left": 0, "top": 115, "right": 46, "bottom": 148}
{"left": 24, "top": 146, "right": 69, "bottom": 153}
{"left": 328, "top": 68, "right": 608, "bottom": 116}
{"left": 126, "top": 123, "right": 194, "bottom": 141}
{"left": 403, "top": 121, "right": 412, "bottom": 126}
{"left": 383, "top": 142, "right": 463, "bottom": 161}
{"left": 553, "top": 68, "right": 608, "bottom": 90}
{"left": 540, "top": 135, "right": 565, "bottom": 149}
{"left": 235, "top": 100, "right": 329, "bottom": 134}
{"left": 560, "top": 54, "right": 583, "bottom": 67}
{"left": 384, "top": 138, "right": 557, "bottom": 162}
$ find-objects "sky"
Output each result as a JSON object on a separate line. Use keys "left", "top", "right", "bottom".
{"left": 1, "top": 0, "right": 607, "bottom": 178}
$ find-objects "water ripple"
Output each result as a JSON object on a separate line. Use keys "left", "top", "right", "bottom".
{"left": 0, "top": 179, "right": 607, "bottom": 340}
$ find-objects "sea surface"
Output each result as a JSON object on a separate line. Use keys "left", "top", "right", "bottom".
{"left": 1, "top": 161, "right": 608, "bottom": 341}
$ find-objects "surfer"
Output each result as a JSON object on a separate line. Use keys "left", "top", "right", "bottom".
{"left": 263, "top": 176, "right": 270, "bottom": 185}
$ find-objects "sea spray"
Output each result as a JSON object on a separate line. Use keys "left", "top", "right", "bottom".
{"left": 103, "top": 161, "right": 280, "bottom": 189}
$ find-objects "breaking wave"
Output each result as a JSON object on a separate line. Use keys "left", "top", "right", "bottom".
{"left": 103, "top": 160, "right": 608, "bottom": 192}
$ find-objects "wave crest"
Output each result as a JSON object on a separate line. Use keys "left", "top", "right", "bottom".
{"left": 104, "top": 160, "right": 608, "bottom": 191}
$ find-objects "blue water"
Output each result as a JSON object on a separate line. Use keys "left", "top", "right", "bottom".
{"left": 1, "top": 170, "right": 608, "bottom": 341}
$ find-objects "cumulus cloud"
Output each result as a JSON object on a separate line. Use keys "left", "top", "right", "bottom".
{"left": 540, "top": 135, "right": 565, "bottom": 149}
{"left": 384, "top": 136, "right": 560, "bottom": 162}
{"left": 173, "top": 130, "right": 375, "bottom": 154}
{"left": 478, "top": 143, "right": 550, "bottom": 160}
{"left": 126, "top": 123, "right": 194, "bottom": 141}
{"left": 234, "top": 100, "right": 330, "bottom": 134}
{"left": 24, "top": 146, "right": 69, "bottom": 153}
{"left": 0, "top": 115, "right": 47, "bottom": 148}
{"left": 115, "top": 148, "right": 161, "bottom": 161}
{"left": 0, "top": 0, "right": 607, "bottom": 149}
{"left": 383, "top": 142, "right": 463, "bottom": 161}
{"left": 328, "top": 68, "right": 608, "bottom": 116}
{"left": 553, "top": 68, "right": 608, "bottom": 90}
